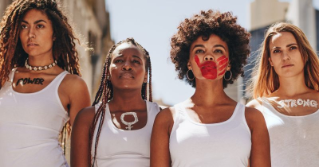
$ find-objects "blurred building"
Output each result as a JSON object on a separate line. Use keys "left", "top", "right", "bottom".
{"left": 0, "top": 0, "right": 12, "bottom": 15}
{"left": 59, "top": 0, "right": 114, "bottom": 99}
{"left": 0, "top": 0, "right": 114, "bottom": 99}
{"left": 243, "top": 0, "right": 319, "bottom": 101}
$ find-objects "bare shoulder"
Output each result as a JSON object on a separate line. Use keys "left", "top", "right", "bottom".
{"left": 73, "top": 106, "right": 96, "bottom": 126}
{"left": 245, "top": 107, "right": 264, "bottom": 120}
{"left": 59, "top": 74, "right": 89, "bottom": 98}
{"left": 154, "top": 106, "right": 177, "bottom": 133}
{"left": 246, "top": 99, "right": 262, "bottom": 108}
{"left": 245, "top": 107, "right": 266, "bottom": 130}
{"left": 155, "top": 107, "right": 175, "bottom": 124}
{"left": 62, "top": 74, "right": 88, "bottom": 89}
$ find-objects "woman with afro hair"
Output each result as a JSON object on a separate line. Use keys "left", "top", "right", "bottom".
{"left": 151, "top": 10, "right": 270, "bottom": 167}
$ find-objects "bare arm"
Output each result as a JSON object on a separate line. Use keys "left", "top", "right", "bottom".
{"left": 60, "top": 74, "right": 91, "bottom": 125}
{"left": 71, "top": 107, "right": 95, "bottom": 167}
{"left": 150, "top": 108, "right": 174, "bottom": 167}
{"left": 245, "top": 107, "right": 271, "bottom": 167}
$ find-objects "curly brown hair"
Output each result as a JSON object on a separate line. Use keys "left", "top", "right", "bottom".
{"left": 170, "top": 10, "right": 251, "bottom": 88}
{"left": 0, "top": 0, "right": 82, "bottom": 154}
{"left": 0, "top": 0, "right": 81, "bottom": 88}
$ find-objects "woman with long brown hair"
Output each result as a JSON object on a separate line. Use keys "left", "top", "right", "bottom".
{"left": 151, "top": 10, "right": 270, "bottom": 167}
{"left": 71, "top": 38, "right": 160, "bottom": 167}
{"left": 248, "top": 22, "right": 319, "bottom": 167}
{"left": 0, "top": 0, "right": 90, "bottom": 166}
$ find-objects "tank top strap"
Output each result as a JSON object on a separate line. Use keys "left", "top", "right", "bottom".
{"left": 93, "top": 102, "right": 106, "bottom": 127}
{"left": 230, "top": 103, "right": 247, "bottom": 124}
{"left": 258, "top": 97, "right": 266, "bottom": 105}
{"left": 172, "top": 103, "right": 186, "bottom": 122}
{"left": 170, "top": 103, "right": 186, "bottom": 137}
{"left": 49, "top": 71, "right": 69, "bottom": 91}
{"left": 9, "top": 68, "right": 18, "bottom": 83}
{"left": 254, "top": 97, "right": 266, "bottom": 112}
{"left": 94, "top": 102, "right": 103, "bottom": 114}
{"left": 146, "top": 101, "right": 158, "bottom": 114}
{"left": 91, "top": 102, "right": 104, "bottom": 155}
{"left": 259, "top": 97, "right": 278, "bottom": 112}
{"left": 146, "top": 101, "right": 160, "bottom": 124}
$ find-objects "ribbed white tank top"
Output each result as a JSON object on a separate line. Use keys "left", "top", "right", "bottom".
{"left": 0, "top": 68, "right": 69, "bottom": 167}
{"left": 257, "top": 97, "right": 319, "bottom": 167}
{"left": 169, "top": 103, "right": 251, "bottom": 167}
{"left": 91, "top": 101, "right": 160, "bottom": 167}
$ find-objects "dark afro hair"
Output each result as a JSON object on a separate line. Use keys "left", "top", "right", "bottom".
{"left": 170, "top": 10, "right": 251, "bottom": 88}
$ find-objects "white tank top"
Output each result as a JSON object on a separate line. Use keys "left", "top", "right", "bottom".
{"left": 169, "top": 103, "right": 251, "bottom": 167}
{"left": 0, "top": 68, "right": 69, "bottom": 167}
{"left": 257, "top": 97, "right": 319, "bottom": 167}
{"left": 91, "top": 101, "right": 160, "bottom": 167}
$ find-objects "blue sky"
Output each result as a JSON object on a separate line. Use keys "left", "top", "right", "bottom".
{"left": 105, "top": 0, "right": 319, "bottom": 105}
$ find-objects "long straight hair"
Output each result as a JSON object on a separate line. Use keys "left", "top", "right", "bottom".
{"left": 249, "top": 22, "right": 319, "bottom": 99}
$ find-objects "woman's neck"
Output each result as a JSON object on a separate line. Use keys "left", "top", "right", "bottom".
{"left": 191, "top": 79, "right": 231, "bottom": 106}
{"left": 110, "top": 89, "right": 146, "bottom": 111}
{"left": 274, "top": 74, "right": 311, "bottom": 98}
{"left": 27, "top": 53, "right": 54, "bottom": 67}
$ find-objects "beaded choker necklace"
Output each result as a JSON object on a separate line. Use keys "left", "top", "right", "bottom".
{"left": 25, "top": 58, "right": 57, "bottom": 71}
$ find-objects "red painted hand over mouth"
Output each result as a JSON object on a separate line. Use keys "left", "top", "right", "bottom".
{"left": 195, "top": 55, "right": 228, "bottom": 80}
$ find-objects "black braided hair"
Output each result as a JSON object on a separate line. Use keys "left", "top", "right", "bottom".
{"left": 89, "top": 38, "right": 152, "bottom": 166}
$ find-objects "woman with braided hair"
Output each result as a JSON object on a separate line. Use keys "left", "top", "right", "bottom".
{"left": 71, "top": 38, "right": 160, "bottom": 167}
{"left": 0, "top": 0, "right": 90, "bottom": 167}
{"left": 151, "top": 10, "right": 270, "bottom": 167}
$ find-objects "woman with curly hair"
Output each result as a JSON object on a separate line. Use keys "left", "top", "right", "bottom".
{"left": 151, "top": 10, "right": 270, "bottom": 167}
{"left": 71, "top": 38, "right": 160, "bottom": 167}
{"left": 0, "top": 0, "right": 90, "bottom": 166}
{"left": 247, "top": 22, "right": 319, "bottom": 167}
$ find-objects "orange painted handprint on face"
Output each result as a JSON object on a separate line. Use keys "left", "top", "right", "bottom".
{"left": 195, "top": 55, "right": 228, "bottom": 79}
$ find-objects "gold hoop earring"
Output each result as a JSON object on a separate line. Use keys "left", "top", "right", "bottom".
{"left": 224, "top": 70, "right": 232, "bottom": 81}
{"left": 186, "top": 69, "right": 194, "bottom": 81}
